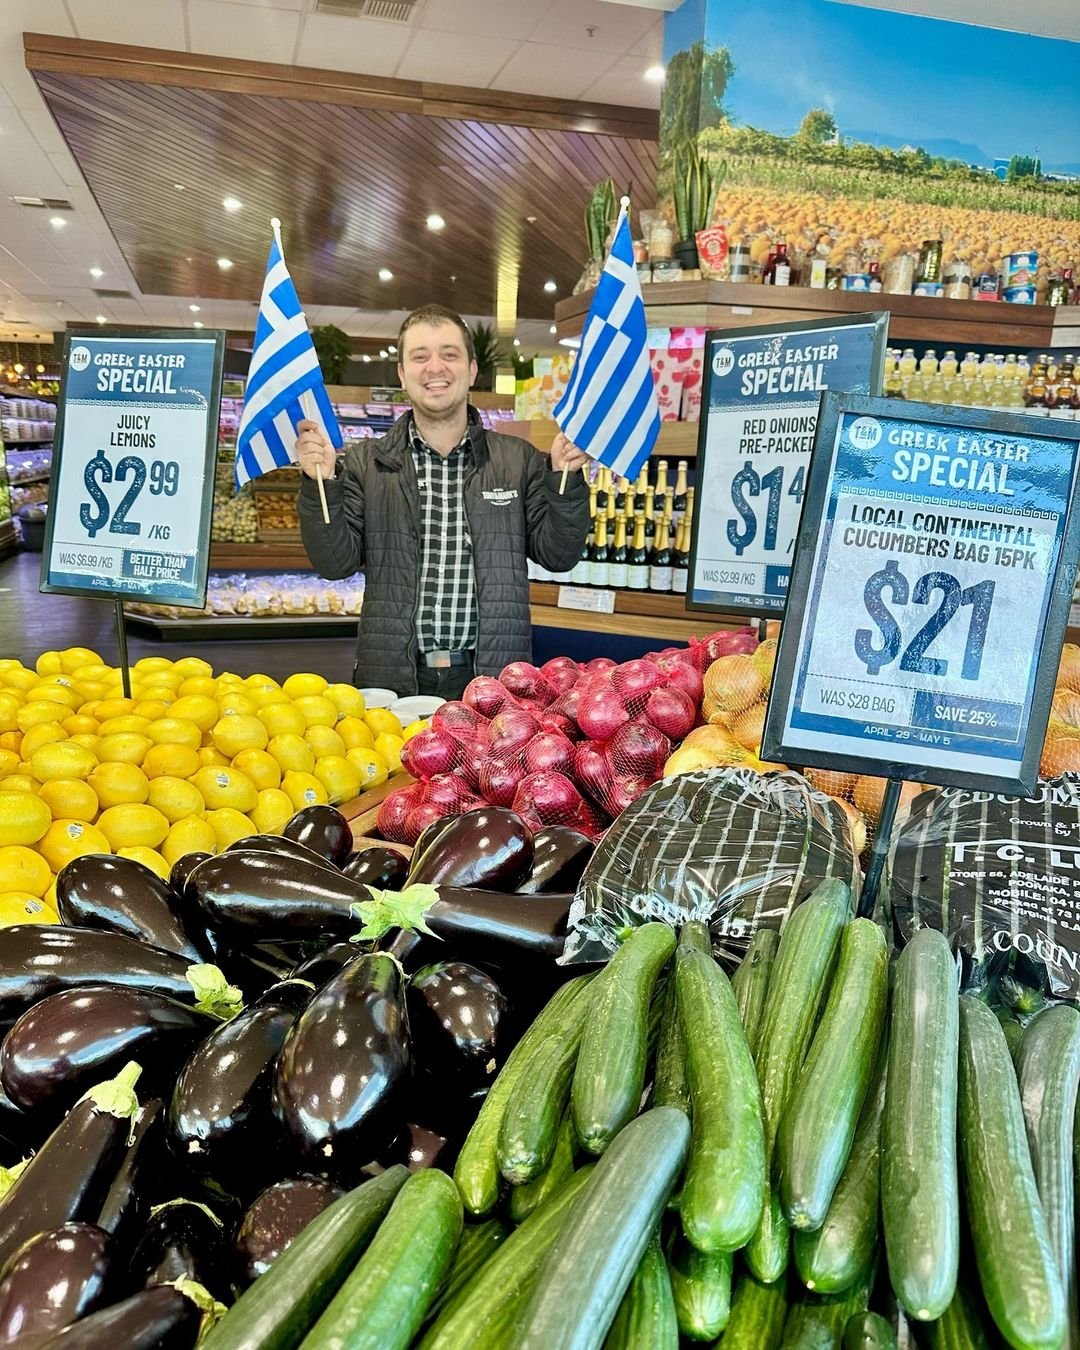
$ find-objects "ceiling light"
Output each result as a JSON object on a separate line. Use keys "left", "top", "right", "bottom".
{"left": 559, "top": 337, "right": 582, "bottom": 349}
{"left": 222, "top": 196, "right": 242, "bottom": 213}
{"left": 379, "top": 349, "right": 388, "bottom": 358}
{"left": 95, "top": 315, "right": 107, "bottom": 324}
{"left": 175, "top": 183, "right": 185, "bottom": 191}
{"left": 193, "top": 321, "right": 204, "bottom": 328}
{"left": 526, "top": 216, "right": 537, "bottom": 224}
{"left": 426, "top": 214, "right": 445, "bottom": 231}
{"left": 89, "top": 267, "right": 104, "bottom": 279}
{"left": 512, "top": 338, "right": 521, "bottom": 347}
{"left": 13, "top": 363, "right": 23, "bottom": 374}
{"left": 217, "top": 257, "right": 233, "bottom": 271}
{"left": 36, "top": 364, "right": 45, "bottom": 374}
{"left": 362, "top": 354, "right": 371, "bottom": 363}
{"left": 189, "top": 304, "right": 201, "bottom": 313}
{"left": 378, "top": 268, "right": 393, "bottom": 282}
{"left": 549, "top": 325, "right": 557, "bottom": 334}
{"left": 544, "top": 280, "right": 557, "bottom": 293}
{"left": 388, "top": 345, "right": 397, "bottom": 354}
{"left": 644, "top": 65, "right": 666, "bottom": 81}
{"left": 49, "top": 216, "right": 66, "bottom": 229}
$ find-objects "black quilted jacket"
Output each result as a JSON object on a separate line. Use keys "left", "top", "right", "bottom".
{"left": 297, "top": 408, "right": 591, "bottom": 694}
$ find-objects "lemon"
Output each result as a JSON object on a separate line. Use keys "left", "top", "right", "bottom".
{"left": 147, "top": 776, "right": 205, "bottom": 823}
{"left": 282, "top": 672, "right": 328, "bottom": 700}
{"left": 292, "top": 696, "right": 337, "bottom": 729}
{"left": 31, "top": 741, "right": 98, "bottom": 783}
{"left": 216, "top": 693, "right": 257, "bottom": 719}
{"left": 17, "top": 701, "right": 67, "bottom": 733}
{"left": 173, "top": 656, "right": 214, "bottom": 680}
{"left": 178, "top": 676, "right": 219, "bottom": 700}
{"left": 38, "top": 778, "right": 99, "bottom": 823}
{"left": 0, "top": 696, "right": 21, "bottom": 733}
{"left": 162, "top": 816, "right": 216, "bottom": 865}
{"left": 142, "top": 743, "right": 200, "bottom": 781}
{"left": 0, "top": 846, "right": 51, "bottom": 898}
{"left": 0, "top": 792, "right": 51, "bottom": 845}
{"left": 325, "top": 684, "right": 366, "bottom": 719}
{"left": 134, "top": 699, "right": 170, "bottom": 721}
{"left": 231, "top": 749, "right": 280, "bottom": 791}
{"left": 0, "top": 893, "right": 56, "bottom": 925}
{"left": 116, "top": 846, "right": 173, "bottom": 881}
{"left": 94, "top": 697, "right": 137, "bottom": 721}
{"left": 305, "top": 726, "right": 346, "bottom": 759}
{"left": 35, "top": 650, "right": 63, "bottom": 676}
{"left": 0, "top": 776, "right": 36, "bottom": 796}
{"left": 21, "top": 723, "right": 69, "bottom": 759}
{"left": 60, "top": 647, "right": 102, "bottom": 675}
{"left": 147, "top": 717, "right": 202, "bottom": 749}
{"left": 346, "top": 748, "right": 388, "bottom": 789}
{"left": 251, "top": 788, "right": 293, "bottom": 834}
{"left": 62, "top": 715, "right": 100, "bottom": 737}
{"left": 336, "top": 717, "right": 375, "bottom": 751}
{"left": 88, "top": 761, "right": 149, "bottom": 808}
{"left": 258, "top": 703, "right": 306, "bottom": 739}
{"left": 198, "top": 747, "right": 230, "bottom": 769}
{"left": 205, "top": 807, "right": 256, "bottom": 851}
{"left": 216, "top": 672, "right": 244, "bottom": 689}
{"left": 0, "top": 731, "right": 23, "bottom": 756}
{"left": 37, "top": 819, "right": 112, "bottom": 871}
{"left": 168, "top": 695, "right": 219, "bottom": 732}
{"left": 68, "top": 734, "right": 101, "bottom": 754}
{"left": 313, "top": 755, "right": 362, "bottom": 804}
{"left": 364, "top": 708, "right": 402, "bottom": 738}
{"left": 139, "top": 670, "right": 182, "bottom": 694}
{"left": 97, "top": 803, "right": 169, "bottom": 850}
{"left": 99, "top": 715, "right": 152, "bottom": 737}
{"left": 212, "top": 715, "right": 268, "bottom": 758}
{"left": 97, "top": 732, "right": 152, "bottom": 767}
{"left": 268, "top": 734, "right": 316, "bottom": 775}
{"left": 281, "top": 770, "right": 329, "bottom": 811}
{"left": 373, "top": 733, "right": 404, "bottom": 774}
{"left": 29, "top": 683, "right": 80, "bottom": 709}
{"left": 0, "top": 750, "right": 19, "bottom": 778}
{"left": 402, "top": 719, "right": 427, "bottom": 743}
{"left": 191, "top": 766, "right": 258, "bottom": 813}
{"left": 135, "top": 656, "right": 172, "bottom": 676}
{"left": 3, "top": 669, "right": 38, "bottom": 694}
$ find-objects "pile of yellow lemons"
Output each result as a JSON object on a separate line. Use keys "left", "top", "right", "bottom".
{"left": 0, "top": 647, "right": 420, "bottom": 924}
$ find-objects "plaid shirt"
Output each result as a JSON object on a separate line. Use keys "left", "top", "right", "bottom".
{"left": 408, "top": 418, "right": 478, "bottom": 653}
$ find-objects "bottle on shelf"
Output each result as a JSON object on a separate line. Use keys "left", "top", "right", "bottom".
{"left": 939, "top": 350, "right": 959, "bottom": 378}
{"left": 588, "top": 486, "right": 598, "bottom": 520}
{"left": 595, "top": 467, "right": 611, "bottom": 513}
{"left": 672, "top": 520, "right": 689, "bottom": 596}
{"left": 627, "top": 514, "right": 649, "bottom": 590}
{"left": 614, "top": 475, "right": 629, "bottom": 514}
{"left": 918, "top": 349, "right": 939, "bottom": 378}
{"left": 868, "top": 261, "right": 883, "bottom": 293}
{"left": 643, "top": 486, "right": 656, "bottom": 546}
{"left": 772, "top": 241, "right": 793, "bottom": 286}
{"left": 654, "top": 459, "right": 669, "bottom": 499}
{"left": 649, "top": 517, "right": 673, "bottom": 593}
{"left": 683, "top": 487, "right": 695, "bottom": 532}
{"left": 588, "top": 512, "right": 610, "bottom": 588}
{"left": 959, "top": 351, "right": 979, "bottom": 380}
{"left": 662, "top": 486, "right": 675, "bottom": 533}
{"left": 673, "top": 460, "right": 689, "bottom": 516}
{"left": 608, "top": 514, "right": 629, "bottom": 589}
{"left": 571, "top": 526, "right": 593, "bottom": 585}
{"left": 899, "top": 348, "right": 918, "bottom": 377}
{"left": 633, "top": 465, "right": 648, "bottom": 514}
{"left": 1025, "top": 368, "right": 1049, "bottom": 415}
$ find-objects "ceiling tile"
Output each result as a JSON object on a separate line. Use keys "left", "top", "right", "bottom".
{"left": 295, "top": 12, "right": 412, "bottom": 75}
{"left": 538, "top": 0, "right": 660, "bottom": 54}
{"left": 66, "top": 0, "right": 187, "bottom": 48}
{"left": 420, "top": 0, "right": 554, "bottom": 41}
{"left": 395, "top": 30, "right": 518, "bottom": 85}
{"left": 187, "top": 0, "right": 302, "bottom": 63}
{"left": 625, "top": 16, "right": 662, "bottom": 58}
{"left": 581, "top": 54, "right": 663, "bottom": 107}
{"left": 490, "top": 41, "right": 619, "bottom": 98}
{"left": 0, "top": 0, "right": 73, "bottom": 46}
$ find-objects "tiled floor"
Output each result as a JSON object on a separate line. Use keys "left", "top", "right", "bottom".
{"left": 0, "top": 550, "right": 358, "bottom": 683}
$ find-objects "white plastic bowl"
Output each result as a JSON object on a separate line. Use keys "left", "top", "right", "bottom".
{"left": 359, "top": 687, "right": 399, "bottom": 709}
{"left": 391, "top": 695, "right": 445, "bottom": 723}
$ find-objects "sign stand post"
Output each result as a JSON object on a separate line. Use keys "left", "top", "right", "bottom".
{"left": 859, "top": 777, "right": 902, "bottom": 917}
{"left": 114, "top": 599, "right": 132, "bottom": 699}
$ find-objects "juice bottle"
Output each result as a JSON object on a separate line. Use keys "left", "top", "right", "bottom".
{"left": 919, "top": 348, "right": 939, "bottom": 377}
{"left": 926, "top": 377, "right": 948, "bottom": 405}
{"left": 1002, "top": 353, "right": 1019, "bottom": 381}
{"left": 960, "top": 351, "right": 980, "bottom": 379}
{"left": 1017, "top": 355, "right": 1031, "bottom": 383}
{"left": 899, "top": 348, "right": 917, "bottom": 376}
{"left": 939, "top": 350, "right": 959, "bottom": 377}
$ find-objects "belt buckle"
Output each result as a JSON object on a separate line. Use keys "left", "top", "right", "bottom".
{"left": 427, "top": 650, "right": 452, "bottom": 669}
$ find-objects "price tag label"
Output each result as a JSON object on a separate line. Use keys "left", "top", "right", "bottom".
{"left": 558, "top": 586, "right": 616, "bottom": 614}
{"left": 687, "top": 314, "right": 888, "bottom": 615}
{"left": 41, "top": 328, "right": 224, "bottom": 608}
{"left": 763, "top": 394, "right": 1080, "bottom": 794}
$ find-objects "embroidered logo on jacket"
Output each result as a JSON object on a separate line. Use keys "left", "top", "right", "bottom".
{"left": 482, "top": 488, "right": 519, "bottom": 504}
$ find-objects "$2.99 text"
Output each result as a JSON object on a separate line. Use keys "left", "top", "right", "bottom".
{"left": 79, "top": 448, "right": 181, "bottom": 540}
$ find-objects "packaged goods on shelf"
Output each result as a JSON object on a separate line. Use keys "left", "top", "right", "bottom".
{"left": 126, "top": 570, "right": 365, "bottom": 619}
{"left": 884, "top": 346, "right": 1078, "bottom": 418}
{"left": 5, "top": 446, "right": 52, "bottom": 484}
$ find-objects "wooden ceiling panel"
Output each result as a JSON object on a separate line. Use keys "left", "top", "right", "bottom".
{"left": 29, "top": 45, "right": 658, "bottom": 324}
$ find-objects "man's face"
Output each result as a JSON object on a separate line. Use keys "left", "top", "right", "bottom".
{"left": 398, "top": 321, "right": 477, "bottom": 420}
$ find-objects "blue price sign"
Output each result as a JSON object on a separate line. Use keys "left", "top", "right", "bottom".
{"left": 687, "top": 313, "right": 888, "bottom": 615}
{"left": 763, "top": 394, "right": 1080, "bottom": 794}
{"left": 40, "top": 327, "right": 225, "bottom": 608}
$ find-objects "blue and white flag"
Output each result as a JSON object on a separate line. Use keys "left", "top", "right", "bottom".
{"left": 553, "top": 201, "right": 660, "bottom": 482}
{"left": 235, "top": 222, "right": 342, "bottom": 489}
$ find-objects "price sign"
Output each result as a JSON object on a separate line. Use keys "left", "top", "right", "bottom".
{"left": 41, "top": 327, "right": 224, "bottom": 608}
{"left": 763, "top": 394, "right": 1080, "bottom": 794}
{"left": 687, "top": 313, "right": 888, "bottom": 615}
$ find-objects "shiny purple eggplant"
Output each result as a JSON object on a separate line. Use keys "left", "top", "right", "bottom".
{"left": 282, "top": 804, "right": 354, "bottom": 867}
{"left": 226, "top": 833, "right": 338, "bottom": 870}
{"left": 517, "top": 826, "right": 594, "bottom": 895}
{"left": 341, "top": 846, "right": 409, "bottom": 892}
{"left": 168, "top": 853, "right": 212, "bottom": 900}
{"left": 405, "top": 808, "right": 534, "bottom": 890}
{"left": 36, "top": 1284, "right": 200, "bottom": 1349}
{"left": 233, "top": 1176, "right": 343, "bottom": 1286}
{"left": 188, "top": 852, "right": 359, "bottom": 939}
{"left": 407, "top": 961, "right": 509, "bottom": 1088}
{"left": 289, "top": 942, "right": 366, "bottom": 989}
{"left": 0, "top": 1223, "right": 113, "bottom": 1346}
{"left": 132, "top": 1199, "right": 230, "bottom": 1303}
{"left": 94, "top": 1099, "right": 163, "bottom": 1255}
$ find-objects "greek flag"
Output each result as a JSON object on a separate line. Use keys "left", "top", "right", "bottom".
{"left": 553, "top": 201, "right": 660, "bottom": 481}
{"left": 235, "top": 223, "right": 342, "bottom": 489}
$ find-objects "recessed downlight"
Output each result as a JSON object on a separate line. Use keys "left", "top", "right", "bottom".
{"left": 189, "top": 304, "right": 201, "bottom": 313}
{"left": 89, "top": 267, "right": 104, "bottom": 279}
{"left": 222, "top": 197, "right": 242, "bottom": 213}
{"left": 544, "top": 280, "right": 557, "bottom": 293}
{"left": 378, "top": 268, "right": 393, "bottom": 282}
{"left": 217, "top": 257, "right": 233, "bottom": 271}
{"left": 426, "top": 214, "right": 445, "bottom": 231}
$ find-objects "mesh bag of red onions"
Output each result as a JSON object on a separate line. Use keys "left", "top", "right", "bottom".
{"left": 561, "top": 767, "right": 861, "bottom": 966}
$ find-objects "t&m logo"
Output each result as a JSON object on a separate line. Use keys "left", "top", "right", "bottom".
{"left": 711, "top": 346, "right": 735, "bottom": 378}
{"left": 848, "top": 416, "right": 882, "bottom": 450}
{"left": 69, "top": 346, "right": 91, "bottom": 372}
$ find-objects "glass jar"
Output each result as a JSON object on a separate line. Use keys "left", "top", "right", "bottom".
{"left": 649, "top": 220, "right": 674, "bottom": 261}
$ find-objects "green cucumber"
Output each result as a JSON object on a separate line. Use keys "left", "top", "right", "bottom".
{"left": 572, "top": 922, "right": 676, "bottom": 1155}
{"left": 515, "top": 1106, "right": 691, "bottom": 1350}
{"left": 420, "top": 1167, "right": 594, "bottom": 1350}
{"left": 1017, "top": 1002, "right": 1080, "bottom": 1347}
{"left": 202, "top": 1166, "right": 408, "bottom": 1350}
{"left": 603, "top": 1235, "right": 678, "bottom": 1350}
{"left": 748, "top": 880, "right": 851, "bottom": 1282}
{"left": 794, "top": 1038, "right": 887, "bottom": 1294}
{"left": 957, "top": 994, "right": 1065, "bottom": 1350}
{"left": 300, "top": 1169, "right": 462, "bottom": 1350}
{"left": 426, "top": 1218, "right": 508, "bottom": 1324}
{"left": 922, "top": 1285, "right": 996, "bottom": 1350}
{"left": 678, "top": 920, "right": 712, "bottom": 953}
{"left": 731, "top": 927, "right": 780, "bottom": 1057}
{"left": 454, "top": 974, "right": 594, "bottom": 1213}
{"left": 677, "top": 939, "right": 765, "bottom": 1253}
{"left": 652, "top": 975, "right": 690, "bottom": 1116}
{"left": 780, "top": 1306, "right": 836, "bottom": 1349}
{"left": 666, "top": 1229, "right": 732, "bottom": 1341}
{"left": 778, "top": 918, "right": 888, "bottom": 1231}
{"left": 881, "top": 927, "right": 959, "bottom": 1322}
{"left": 510, "top": 1110, "right": 576, "bottom": 1223}
{"left": 720, "top": 1273, "right": 789, "bottom": 1350}
{"left": 842, "top": 1311, "right": 896, "bottom": 1349}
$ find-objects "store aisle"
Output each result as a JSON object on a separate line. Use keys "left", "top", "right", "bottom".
{"left": 0, "top": 552, "right": 358, "bottom": 683}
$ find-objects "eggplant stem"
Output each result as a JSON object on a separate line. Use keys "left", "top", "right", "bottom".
{"left": 170, "top": 1277, "right": 228, "bottom": 1341}
{"left": 80, "top": 1060, "right": 143, "bottom": 1138}
{"left": 186, "top": 963, "right": 244, "bottom": 1021}
{"left": 150, "top": 1198, "right": 224, "bottom": 1228}
{"left": 0, "top": 1157, "right": 29, "bottom": 1201}
{"left": 350, "top": 882, "right": 441, "bottom": 942}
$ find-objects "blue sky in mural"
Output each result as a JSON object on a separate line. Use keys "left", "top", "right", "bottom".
{"left": 664, "top": 0, "right": 1080, "bottom": 173}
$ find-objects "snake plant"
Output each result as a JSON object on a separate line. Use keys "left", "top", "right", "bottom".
{"left": 672, "top": 147, "right": 727, "bottom": 242}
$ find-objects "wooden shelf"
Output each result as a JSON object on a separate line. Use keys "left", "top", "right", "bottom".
{"left": 209, "top": 542, "right": 310, "bottom": 569}
{"left": 528, "top": 582, "right": 748, "bottom": 643}
{"left": 555, "top": 281, "right": 1080, "bottom": 350}
{"left": 508, "top": 418, "right": 699, "bottom": 458}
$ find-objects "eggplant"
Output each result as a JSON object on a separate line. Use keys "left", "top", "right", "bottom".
{"left": 0, "top": 1079, "right": 32, "bottom": 1157}
{"left": 341, "top": 846, "right": 409, "bottom": 892}
{"left": 289, "top": 942, "right": 366, "bottom": 989}
{"left": 282, "top": 804, "right": 354, "bottom": 867}
{"left": 407, "top": 961, "right": 509, "bottom": 1088}
{"left": 272, "top": 953, "right": 410, "bottom": 1176}
{"left": 131, "top": 1199, "right": 230, "bottom": 1303}
{"left": 95, "top": 1099, "right": 164, "bottom": 1255}
{"left": 517, "top": 826, "right": 594, "bottom": 895}
{"left": 0, "top": 987, "right": 213, "bottom": 1117}
{"left": 379, "top": 1120, "right": 458, "bottom": 1175}
{"left": 411, "top": 813, "right": 457, "bottom": 860}
{"left": 0, "top": 1222, "right": 113, "bottom": 1346}
{"left": 168, "top": 980, "right": 311, "bottom": 1178}
{"left": 55, "top": 855, "right": 211, "bottom": 963}
{"left": 382, "top": 890, "right": 574, "bottom": 969}
{"left": 225, "top": 833, "right": 338, "bottom": 870}
{"left": 36, "top": 1284, "right": 200, "bottom": 1349}
{"left": 168, "top": 852, "right": 212, "bottom": 901}
{"left": 0, "top": 1063, "right": 142, "bottom": 1273}
{"left": 0, "top": 928, "right": 205, "bottom": 1027}
{"left": 406, "top": 808, "right": 534, "bottom": 890}
{"left": 188, "top": 852, "right": 359, "bottom": 939}
{"left": 233, "top": 1176, "right": 343, "bottom": 1286}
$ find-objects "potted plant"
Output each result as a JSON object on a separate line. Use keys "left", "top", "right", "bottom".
{"left": 469, "top": 323, "right": 506, "bottom": 392}
{"left": 311, "top": 324, "right": 352, "bottom": 386}
{"left": 672, "top": 147, "right": 726, "bottom": 271}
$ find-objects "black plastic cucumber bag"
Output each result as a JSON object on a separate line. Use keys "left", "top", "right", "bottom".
{"left": 560, "top": 767, "right": 860, "bottom": 965}
{"left": 888, "top": 774, "right": 1080, "bottom": 1002}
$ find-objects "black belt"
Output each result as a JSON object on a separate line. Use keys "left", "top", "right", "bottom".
{"left": 420, "top": 649, "right": 473, "bottom": 669}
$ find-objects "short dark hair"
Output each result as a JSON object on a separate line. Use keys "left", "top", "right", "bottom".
{"left": 397, "top": 306, "right": 474, "bottom": 362}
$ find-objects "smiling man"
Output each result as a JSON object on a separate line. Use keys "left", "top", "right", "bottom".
{"left": 295, "top": 304, "right": 590, "bottom": 698}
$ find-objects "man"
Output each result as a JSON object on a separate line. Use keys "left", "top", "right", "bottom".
{"left": 296, "top": 304, "right": 590, "bottom": 699}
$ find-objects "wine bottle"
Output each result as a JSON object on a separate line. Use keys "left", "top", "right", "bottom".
{"left": 649, "top": 517, "right": 673, "bottom": 593}
{"left": 614, "top": 475, "right": 629, "bottom": 513}
{"left": 595, "top": 467, "right": 610, "bottom": 513}
{"left": 589, "top": 512, "right": 610, "bottom": 588}
{"left": 571, "top": 525, "right": 592, "bottom": 585}
{"left": 654, "top": 459, "right": 669, "bottom": 499}
{"left": 627, "top": 515, "right": 649, "bottom": 590}
{"left": 683, "top": 486, "right": 695, "bottom": 531}
{"left": 643, "top": 486, "right": 656, "bottom": 546}
{"left": 673, "top": 461, "right": 689, "bottom": 516}
{"left": 633, "top": 464, "right": 648, "bottom": 513}
{"left": 608, "top": 514, "right": 629, "bottom": 589}
{"left": 672, "top": 520, "right": 689, "bottom": 595}
{"left": 662, "top": 486, "right": 675, "bottom": 532}
{"left": 588, "top": 486, "right": 598, "bottom": 520}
